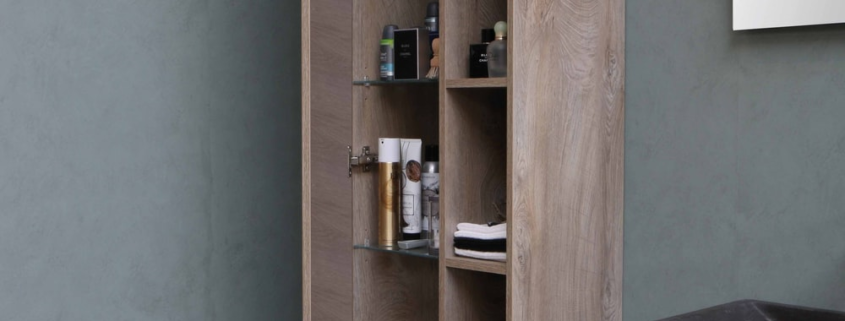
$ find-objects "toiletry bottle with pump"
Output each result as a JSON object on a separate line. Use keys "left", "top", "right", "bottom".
{"left": 421, "top": 145, "right": 439, "bottom": 239}
{"left": 487, "top": 21, "right": 508, "bottom": 77}
{"left": 469, "top": 29, "right": 495, "bottom": 78}
{"left": 378, "top": 138, "right": 402, "bottom": 248}
{"left": 380, "top": 25, "right": 398, "bottom": 81}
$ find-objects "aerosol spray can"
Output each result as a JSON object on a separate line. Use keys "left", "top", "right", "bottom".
{"left": 380, "top": 25, "right": 398, "bottom": 81}
{"left": 378, "top": 138, "right": 402, "bottom": 248}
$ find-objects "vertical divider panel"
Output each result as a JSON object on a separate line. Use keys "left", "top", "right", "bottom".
{"left": 508, "top": 0, "right": 625, "bottom": 320}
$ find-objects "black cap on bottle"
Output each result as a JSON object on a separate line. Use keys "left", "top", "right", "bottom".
{"left": 382, "top": 25, "right": 398, "bottom": 39}
{"left": 427, "top": 2, "right": 439, "bottom": 18}
{"left": 481, "top": 29, "right": 495, "bottom": 43}
{"left": 425, "top": 145, "right": 439, "bottom": 162}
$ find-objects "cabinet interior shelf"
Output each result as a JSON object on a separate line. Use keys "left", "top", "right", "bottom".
{"left": 444, "top": 256, "right": 506, "bottom": 275}
{"left": 353, "top": 78, "right": 438, "bottom": 86}
{"left": 445, "top": 78, "right": 507, "bottom": 89}
{"left": 354, "top": 244, "right": 439, "bottom": 260}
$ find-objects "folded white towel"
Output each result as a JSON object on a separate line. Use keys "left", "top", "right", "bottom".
{"left": 456, "top": 222, "right": 507, "bottom": 234}
{"left": 454, "top": 230, "right": 506, "bottom": 240}
{"left": 455, "top": 248, "right": 506, "bottom": 262}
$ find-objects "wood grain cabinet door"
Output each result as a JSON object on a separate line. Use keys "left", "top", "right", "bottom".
{"left": 302, "top": 0, "right": 353, "bottom": 320}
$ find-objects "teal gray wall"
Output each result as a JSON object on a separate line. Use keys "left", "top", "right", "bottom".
{"left": 0, "top": 0, "right": 301, "bottom": 320}
{"left": 625, "top": 0, "right": 845, "bottom": 320}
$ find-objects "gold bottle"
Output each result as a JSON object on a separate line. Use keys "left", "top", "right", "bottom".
{"left": 378, "top": 138, "right": 402, "bottom": 248}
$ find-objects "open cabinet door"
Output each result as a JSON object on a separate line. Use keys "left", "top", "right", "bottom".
{"left": 302, "top": 0, "right": 353, "bottom": 320}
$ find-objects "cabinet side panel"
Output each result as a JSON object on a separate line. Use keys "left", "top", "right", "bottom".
{"left": 303, "top": 0, "right": 354, "bottom": 320}
{"left": 508, "top": 0, "right": 625, "bottom": 320}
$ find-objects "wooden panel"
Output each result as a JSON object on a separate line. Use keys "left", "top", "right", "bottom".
{"left": 508, "top": 0, "right": 625, "bottom": 319}
{"left": 444, "top": 257, "right": 506, "bottom": 275}
{"left": 440, "top": 88, "right": 507, "bottom": 321}
{"left": 302, "top": 0, "right": 354, "bottom": 320}
{"left": 353, "top": 251, "right": 439, "bottom": 321}
{"left": 443, "top": 268, "right": 507, "bottom": 321}
{"left": 442, "top": 0, "right": 507, "bottom": 80}
{"left": 352, "top": 0, "right": 432, "bottom": 81}
{"left": 351, "top": 86, "right": 439, "bottom": 246}
{"left": 441, "top": 89, "right": 507, "bottom": 262}
{"left": 351, "top": 1, "right": 441, "bottom": 320}
{"left": 445, "top": 78, "right": 507, "bottom": 89}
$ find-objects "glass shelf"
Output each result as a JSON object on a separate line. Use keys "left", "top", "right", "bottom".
{"left": 353, "top": 78, "right": 438, "bottom": 86}
{"left": 354, "top": 244, "right": 439, "bottom": 260}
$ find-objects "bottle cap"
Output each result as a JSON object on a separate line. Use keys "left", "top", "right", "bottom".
{"left": 494, "top": 21, "right": 507, "bottom": 39}
{"left": 382, "top": 25, "right": 398, "bottom": 39}
{"left": 481, "top": 29, "right": 495, "bottom": 43}
{"left": 379, "top": 138, "right": 401, "bottom": 163}
{"left": 427, "top": 2, "right": 439, "bottom": 18}
{"left": 425, "top": 145, "right": 439, "bottom": 162}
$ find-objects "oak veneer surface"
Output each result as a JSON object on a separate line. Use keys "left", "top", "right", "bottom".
{"left": 443, "top": 268, "right": 507, "bottom": 321}
{"left": 508, "top": 0, "right": 625, "bottom": 320}
{"left": 441, "top": 89, "right": 507, "bottom": 265}
{"left": 303, "top": 0, "right": 354, "bottom": 320}
{"left": 445, "top": 78, "right": 508, "bottom": 89}
{"left": 351, "top": 1, "right": 441, "bottom": 320}
{"left": 442, "top": 0, "right": 507, "bottom": 80}
{"left": 444, "top": 256, "right": 507, "bottom": 275}
{"left": 353, "top": 251, "right": 439, "bottom": 321}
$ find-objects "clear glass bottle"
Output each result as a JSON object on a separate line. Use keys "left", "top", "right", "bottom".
{"left": 486, "top": 21, "right": 507, "bottom": 78}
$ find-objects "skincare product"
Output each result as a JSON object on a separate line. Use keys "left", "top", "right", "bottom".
{"left": 380, "top": 25, "right": 398, "bottom": 81}
{"left": 469, "top": 29, "right": 495, "bottom": 78}
{"left": 421, "top": 145, "right": 439, "bottom": 239}
{"left": 400, "top": 139, "right": 422, "bottom": 240}
{"left": 487, "top": 21, "right": 508, "bottom": 77}
{"left": 378, "top": 138, "right": 402, "bottom": 248}
{"left": 394, "top": 28, "right": 431, "bottom": 80}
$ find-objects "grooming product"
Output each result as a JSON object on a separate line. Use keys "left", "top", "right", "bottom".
{"left": 380, "top": 25, "right": 398, "bottom": 81}
{"left": 400, "top": 139, "right": 422, "bottom": 240}
{"left": 469, "top": 29, "right": 495, "bottom": 78}
{"left": 421, "top": 145, "right": 439, "bottom": 239}
{"left": 397, "top": 239, "right": 429, "bottom": 250}
{"left": 426, "top": 38, "right": 440, "bottom": 79}
{"left": 427, "top": 196, "right": 440, "bottom": 255}
{"left": 487, "top": 21, "right": 508, "bottom": 77}
{"left": 425, "top": 2, "right": 439, "bottom": 37}
{"left": 394, "top": 28, "right": 431, "bottom": 80}
{"left": 378, "top": 138, "right": 402, "bottom": 248}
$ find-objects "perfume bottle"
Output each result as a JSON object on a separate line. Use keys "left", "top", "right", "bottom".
{"left": 469, "top": 29, "right": 494, "bottom": 78}
{"left": 487, "top": 21, "right": 507, "bottom": 78}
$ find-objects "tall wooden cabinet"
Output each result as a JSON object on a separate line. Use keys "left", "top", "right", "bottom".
{"left": 302, "top": 0, "right": 624, "bottom": 319}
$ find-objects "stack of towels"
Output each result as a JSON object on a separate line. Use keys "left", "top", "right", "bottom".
{"left": 454, "top": 222, "right": 506, "bottom": 262}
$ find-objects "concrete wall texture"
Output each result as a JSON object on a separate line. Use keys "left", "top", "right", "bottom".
{"left": 625, "top": 0, "right": 845, "bottom": 320}
{"left": 0, "top": 0, "right": 301, "bottom": 320}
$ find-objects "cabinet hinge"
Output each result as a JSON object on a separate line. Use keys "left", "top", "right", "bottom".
{"left": 348, "top": 146, "right": 378, "bottom": 177}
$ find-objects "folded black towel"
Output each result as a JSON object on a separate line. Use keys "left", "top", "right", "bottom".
{"left": 454, "top": 237, "right": 506, "bottom": 252}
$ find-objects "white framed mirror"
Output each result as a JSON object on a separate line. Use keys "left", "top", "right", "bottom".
{"left": 734, "top": 0, "right": 845, "bottom": 30}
